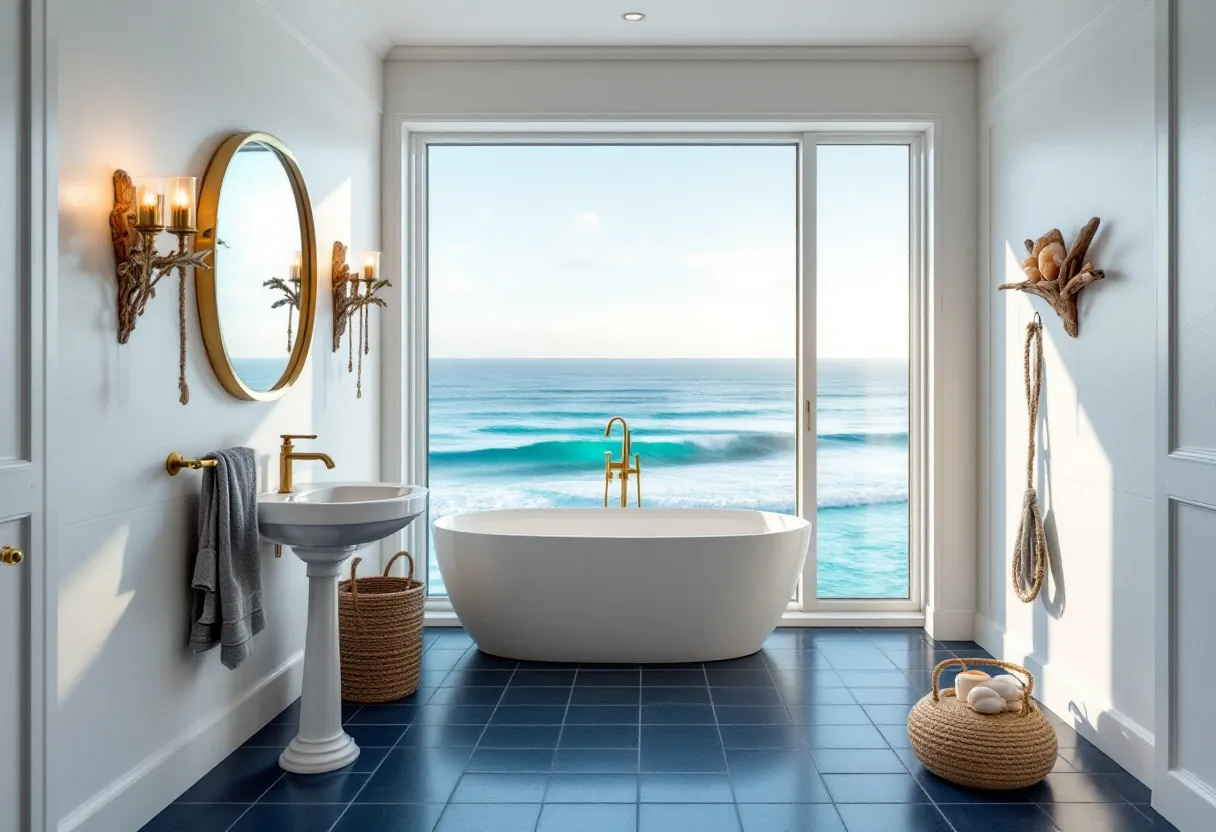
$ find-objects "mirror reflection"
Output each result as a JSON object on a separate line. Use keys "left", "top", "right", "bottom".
{"left": 214, "top": 141, "right": 303, "bottom": 392}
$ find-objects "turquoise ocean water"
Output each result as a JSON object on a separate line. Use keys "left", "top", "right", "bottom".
{"left": 427, "top": 358, "right": 908, "bottom": 599}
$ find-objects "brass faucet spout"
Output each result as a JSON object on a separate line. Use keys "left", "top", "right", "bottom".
{"left": 289, "top": 452, "right": 336, "bottom": 469}
{"left": 604, "top": 416, "right": 631, "bottom": 460}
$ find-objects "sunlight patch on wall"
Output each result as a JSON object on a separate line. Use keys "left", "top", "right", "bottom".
{"left": 313, "top": 177, "right": 353, "bottom": 289}
{"left": 59, "top": 522, "right": 134, "bottom": 702}
{"left": 999, "top": 239, "right": 1117, "bottom": 702}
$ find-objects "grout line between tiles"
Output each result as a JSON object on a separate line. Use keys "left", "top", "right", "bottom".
{"left": 220, "top": 768, "right": 286, "bottom": 832}
{"left": 703, "top": 662, "right": 745, "bottom": 831}
{"left": 541, "top": 664, "right": 579, "bottom": 808}
{"left": 458, "top": 652, "right": 521, "bottom": 829}
{"left": 637, "top": 666, "right": 645, "bottom": 826}
{"left": 325, "top": 641, "right": 480, "bottom": 832}
{"left": 765, "top": 650, "right": 807, "bottom": 756}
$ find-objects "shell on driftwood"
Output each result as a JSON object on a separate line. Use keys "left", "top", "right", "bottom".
{"left": 999, "top": 217, "right": 1106, "bottom": 337}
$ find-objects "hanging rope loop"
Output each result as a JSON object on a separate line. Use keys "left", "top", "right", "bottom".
{"left": 1023, "top": 319, "right": 1043, "bottom": 491}
{"left": 1012, "top": 318, "right": 1048, "bottom": 602}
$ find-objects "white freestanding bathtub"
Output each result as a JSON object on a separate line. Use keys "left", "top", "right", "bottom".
{"left": 432, "top": 508, "right": 810, "bottom": 663}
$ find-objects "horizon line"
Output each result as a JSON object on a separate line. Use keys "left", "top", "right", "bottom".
{"left": 428, "top": 355, "right": 906, "bottom": 361}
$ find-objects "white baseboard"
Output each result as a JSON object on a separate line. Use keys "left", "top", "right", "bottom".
{"left": 425, "top": 609, "right": 928, "bottom": 629}
{"left": 973, "top": 613, "right": 1155, "bottom": 786}
{"left": 779, "top": 611, "right": 927, "bottom": 628}
{"left": 924, "top": 605, "right": 975, "bottom": 641}
{"left": 59, "top": 652, "right": 304, "bottom": 832}
{"left": 424, "top": 609, "right": 462, "bottom": 626}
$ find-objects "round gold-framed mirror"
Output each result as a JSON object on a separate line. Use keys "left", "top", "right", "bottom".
{"left": 196, "top": 132, "right": 317, "bottom": 401}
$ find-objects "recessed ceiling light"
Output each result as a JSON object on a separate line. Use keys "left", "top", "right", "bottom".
{"left": 622, "top": 12, "right": 645, "bottom": 21}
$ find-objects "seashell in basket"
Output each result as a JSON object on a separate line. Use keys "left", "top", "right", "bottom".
{"left": 984, "top": 675, "right": 1025, "bottom": 702}
{"left": 967, "top": 687, "right": 1006, "bottom": 714}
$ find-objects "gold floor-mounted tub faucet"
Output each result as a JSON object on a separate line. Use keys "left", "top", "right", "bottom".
{"left": 603, "top": 417, "right": 642, "bottom": 507}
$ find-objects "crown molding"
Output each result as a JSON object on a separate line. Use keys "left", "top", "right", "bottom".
{"left": 252, "top": 0, "right": 384, "bottom": 110}
{"left": 386, "top": 45, "right": 978, "bottom": 63}
{"left": 327, "top": 0, "right": 395, "bottom": 56}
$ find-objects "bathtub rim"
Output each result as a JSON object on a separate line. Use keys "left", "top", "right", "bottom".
{"left": 431, "top": 506, "right": 810, "bottom": 540}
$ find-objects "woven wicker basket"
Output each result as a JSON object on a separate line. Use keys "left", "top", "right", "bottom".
{"left": 338, "top": 551, "right": 425, "bottom": 704}
{"left": 907, "top": 658, "right": 1057, "bottom": 790}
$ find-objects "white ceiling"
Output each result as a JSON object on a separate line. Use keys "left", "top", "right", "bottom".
{"left": 351, "top": 0, "right": 1008, "bottom": 50}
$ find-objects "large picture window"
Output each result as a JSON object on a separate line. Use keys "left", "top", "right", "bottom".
{"left": 410, "top": 134, "right": 922, "bottom": 613}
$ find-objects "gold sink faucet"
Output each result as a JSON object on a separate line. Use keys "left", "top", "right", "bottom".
{"left": 278, "top": 434, "right": 336, "bottom": 494}
{"left": 604, "top": 417, "right": 642, "bottom": 508}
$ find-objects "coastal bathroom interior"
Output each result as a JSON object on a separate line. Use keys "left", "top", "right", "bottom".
{"left": 2, "top": 0, "right": 1214, "bottom": 830}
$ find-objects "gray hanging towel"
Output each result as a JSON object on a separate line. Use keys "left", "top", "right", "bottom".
{"left": 189, "top": 447, "right": 265, "bottom": 669}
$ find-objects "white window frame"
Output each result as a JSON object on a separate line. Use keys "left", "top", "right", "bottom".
{"left": 795, "top": 132, "right": 927, "bottom": 617}
{"left": 388, "top": 125, "right": 928, "bottom": 624}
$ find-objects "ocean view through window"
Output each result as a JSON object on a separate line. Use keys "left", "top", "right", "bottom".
{"left": 423, "top": 141, "right": 910, "bottom": 602}
{"left": 815, "top": 144, "right": 911, "bottom": 600}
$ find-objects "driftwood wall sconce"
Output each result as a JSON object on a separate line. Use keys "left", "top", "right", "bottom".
{"left": 110, "top": 171, "right": 212, "bottom": 403}
{"left": 331, "top": 242, "right": 389, "bottom": 398}
{"left": 999, "top": 216, "right": 1106, "bottom": 337}
{"left": 264, "top": 252, "right": 303, "bottom": 353}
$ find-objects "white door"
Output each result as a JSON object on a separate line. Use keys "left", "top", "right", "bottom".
{"left": 1, "top": 1, "right": 48, "bottom": 831}
{"left": 1153, "top": 1, "right": 1216, "bottom": 829}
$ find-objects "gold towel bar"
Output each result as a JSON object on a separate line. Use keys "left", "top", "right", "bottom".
{"left": 166, "top": 452, "right": 218, "bottom": 476}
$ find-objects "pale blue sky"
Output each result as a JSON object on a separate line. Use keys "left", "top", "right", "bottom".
{"left": 427, "top": 143, "right": 909, "bottom": 360}
{"left": 216, "top": 146, "right": 304, "bottom": 362}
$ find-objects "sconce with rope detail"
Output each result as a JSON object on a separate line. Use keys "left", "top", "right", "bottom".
{"left": 110, "top": 170, "right": 212, "bottom": 404}
{"left": 331, "top": 241, "right": 390, "bottom": 398}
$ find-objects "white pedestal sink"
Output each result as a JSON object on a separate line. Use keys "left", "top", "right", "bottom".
{"left": 258, "top": 483, "right": 427, "bottom": 774}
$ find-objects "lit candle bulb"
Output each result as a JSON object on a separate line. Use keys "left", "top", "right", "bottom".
{"left": 164, "top": 176, "right": 196, "bottom": 231}
{"left": 290, "top": 251, "right": 302, "bottom": 283}
{"left": 362, "top": 251, "right": 380, "bottom": 282}
{"left": 170, "top": 190, "right": 190, "bottom": 230}
{"left": 137, "top": 189, "right": 163, "bottom": 228}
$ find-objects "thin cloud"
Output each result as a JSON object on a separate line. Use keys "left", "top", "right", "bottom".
{"left": 572, "top": 212, "right": 601, "bottom": 231}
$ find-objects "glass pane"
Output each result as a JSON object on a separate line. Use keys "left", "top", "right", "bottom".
{"left": 426, "top": 144, "right": 798, "bottom": 596}
{"left": 816, "top": 144, "right": 910, "bottom": 600}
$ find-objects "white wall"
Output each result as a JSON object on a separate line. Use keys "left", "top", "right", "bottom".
{"left": 383, "top": 50, "right": 980, "bottom": 637}
{"left": 53, "top": 2, "right": 382, "bottom": 829}
{"left": 976, "top": 0, "right": 1157, "bottom": 783}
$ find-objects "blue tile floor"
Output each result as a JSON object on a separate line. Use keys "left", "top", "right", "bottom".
{"left": 142, "top": 628, "right": 1177, "bottom": 831}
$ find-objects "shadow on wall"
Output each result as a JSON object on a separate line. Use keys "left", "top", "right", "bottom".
{"left": 992, "top": 218, "right": 1151, "bottom": 765}
{"left": 57, "top": 495, "right": 303, "bottom": 799}
{"left": 1036, "top": 367, "right": 1067, "bottom": 623}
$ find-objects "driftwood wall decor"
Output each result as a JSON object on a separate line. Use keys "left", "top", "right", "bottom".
{"left": 264, "top": 275, "right": 302, "bottom": 353}
{"left": 330, "top": 241, "right": 390, "bottom": 398}
{"left": 331, "top": 241, "right": 357, "bottom": 354}
{"left": 998, "top": 216, "right": 1106, "bottom": 337}
{"left": 110, "top": 170, "right": 212, "bottom": 403}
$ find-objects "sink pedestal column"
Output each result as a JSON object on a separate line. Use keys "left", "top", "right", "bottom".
{"left": 279, "top": 546, "right": 360, "bottom": 774}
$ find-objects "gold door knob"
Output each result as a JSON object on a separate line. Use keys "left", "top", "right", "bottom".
{"left": 1, "top": 546, "right": 23, "bottom": 566}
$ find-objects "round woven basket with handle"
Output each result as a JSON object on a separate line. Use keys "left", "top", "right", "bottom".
{"left": 338, "top": 551, "right": 425, "bottom": 704}
{"left": 907, "top": 658, "right": 1058, "bottom": 790}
